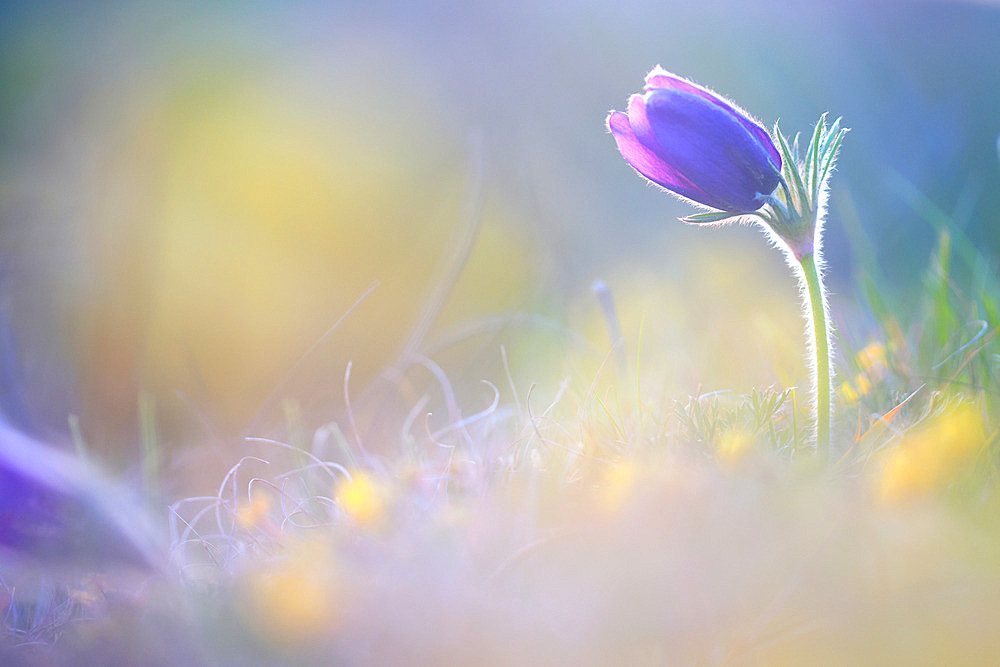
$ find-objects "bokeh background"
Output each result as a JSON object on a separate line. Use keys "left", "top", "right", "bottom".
{"left": 1, "top": 0, "right": 998, "bottom": 488}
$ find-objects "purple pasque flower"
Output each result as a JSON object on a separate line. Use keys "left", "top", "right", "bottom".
{"left": 607, "top": 66, "right": 781, "bottom": 215}
{"left": 0, "top": 419, "right": 160, "bottom": 570}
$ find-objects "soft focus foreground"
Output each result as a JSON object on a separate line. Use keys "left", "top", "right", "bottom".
{"left": 6, "top": 261, "right": 1000, "bottom": 664}
{"left": 4, "top": 1, "right": 1000, "bottom": 665}
{"left": 7, "top": 383, "right": 1000, "bottom": 664}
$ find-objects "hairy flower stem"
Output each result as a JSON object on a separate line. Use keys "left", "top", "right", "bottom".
{"left": 798, "top": 252, "right": 831, "bottom": 457}
{"left": 762, "top": 115, "right": 845, "bottom": 456}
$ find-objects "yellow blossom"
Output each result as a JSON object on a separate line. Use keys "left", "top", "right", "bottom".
{"left": 854, "top": 373, "right": 872, "bottom": 396}
{"left": 335, "top": 472, "right": 387, "bottom": 525}
{"left": 841, "top": 373, "right": 874, "bottom": 404}
{"left": 717, "top": 428, "right": 754, "bottom": 465}
{"left": 246, "top": 540, "right": 339, "bottom": 644}
{"left": 879, "top": 403, "right": 986, "bottom": 503}
{"left": 841, "top": 341, "right": 888, "bottom": 404}
{"left": 598, "top": 461, "right": 636, "bottom": 514}
{"left": 857, "top": 341, "right": 887, "bottom": 373}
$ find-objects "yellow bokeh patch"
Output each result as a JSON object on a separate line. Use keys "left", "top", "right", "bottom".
{"left": 717, "top": 428, "right": 755, "bottom": 465}
{"left": 879, "top": 402, "right": 987, "bottom": 503}
{"left": 335, "top": 472, "right": 389, "bottom": 526}
{"left": 245, "top": 539, "right": 340, "bottom": 645}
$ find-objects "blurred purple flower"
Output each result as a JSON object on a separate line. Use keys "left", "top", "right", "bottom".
{"left": 0, "top": 421, "right": 159, "bottom": 570}
{"left": 607, "top": 66, "right": 781, "bottom": 214}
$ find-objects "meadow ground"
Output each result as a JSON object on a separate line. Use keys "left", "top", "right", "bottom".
{"left": 4, "top": 219, "right": 1000, "bottom": 666}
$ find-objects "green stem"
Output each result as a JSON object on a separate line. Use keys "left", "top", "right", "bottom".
{"left": 798, "top": 252, "right": 831, "bottom": 457}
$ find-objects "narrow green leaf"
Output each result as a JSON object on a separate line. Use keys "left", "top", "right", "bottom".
{"left": 807, "top": 112, "right": 828, "bottom": 197}
{"left": 754, "top": 206, "right": 777, "bottom": 229}
{"left": 818, "top": 128, "right": 847, "bottom": 186}
{"left": 775, "top": 128, "right": 806, "bottom": 213}
{"left": 681, "top": 210, "right": 738, "bottom": 224}
{"left": 817, "top": 118, "right": 843, "bottom": 182}
{"left": 763, "top": 190, "right": 790, "bottom": 220}
{"left": 983, "top": 292, "right": 1000, "bottom": 332}
{"left": 932, "top": 229, "right": 955, "bottom": 348}
{"left": 819, "top": 116, "right": 842, "bottom": 155}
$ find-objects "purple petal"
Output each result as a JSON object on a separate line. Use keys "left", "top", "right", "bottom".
{"left": 0, "top": 421, "right": 159, "bottom": 568}
{"left": 644, "top": 66, "right": 781, "bottom": 171}
{"left": 607, "top": 109, "right": 718, "bottom": 208}
{"left": 623, "top": 94, "right": 722, "bottom": 207}
{"left": 643, "top": 88, "right": 781, "bottom": 212}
